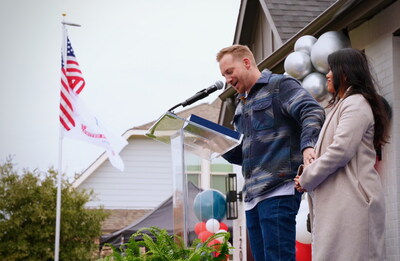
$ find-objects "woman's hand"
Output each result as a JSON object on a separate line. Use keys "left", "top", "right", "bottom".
{"left": 294, "top": 175, "right": 307, "bottom": 192}
{"left": 297, "top": 148, "right": 315, "bottom": 192}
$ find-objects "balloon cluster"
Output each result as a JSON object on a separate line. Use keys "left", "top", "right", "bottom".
{"left": 284, "top": 31, "right": 351, "bottom": 101}
{"left": 193, "top": 189, "right": 229, "bottom": 250}
{"left": 295, "top": 195, "right": 312, "bottom": 261}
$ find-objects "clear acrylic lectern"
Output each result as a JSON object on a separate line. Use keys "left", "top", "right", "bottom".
{"left": 146, "top": 111, "right": 242, "bottom": 245}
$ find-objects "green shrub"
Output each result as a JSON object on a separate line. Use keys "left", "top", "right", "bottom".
{"left": 0, "top": 158, "right": 108, "bottom": 260}
{"left": 101, "top": 226, "right": 231, "bottom": 261}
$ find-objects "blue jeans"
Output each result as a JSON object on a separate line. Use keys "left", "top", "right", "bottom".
{"left": 245, "top": 191, "right": 301, "bottom": 261}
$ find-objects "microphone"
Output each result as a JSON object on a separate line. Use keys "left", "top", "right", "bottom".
{"left": 181, "top": 81, "right": 224, "bottom": 107}
{"left": 168, "top": 81, "right": 224, "bottom": 111}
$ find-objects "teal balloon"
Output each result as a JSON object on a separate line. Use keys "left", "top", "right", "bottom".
{"left": 193, "top": 189, "right": 226, "bottom": 221}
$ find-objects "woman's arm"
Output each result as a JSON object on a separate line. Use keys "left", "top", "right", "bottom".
{"left": 299, "top": 95, "right": 373, "bottom": 191}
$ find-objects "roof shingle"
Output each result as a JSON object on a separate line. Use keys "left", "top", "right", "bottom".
{"left": 264, "top": 0, "right": 337, "bottom": 42}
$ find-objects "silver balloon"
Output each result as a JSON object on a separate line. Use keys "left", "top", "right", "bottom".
{"left": 284, "top": 51, "right": 313, "bottom": 80}
{"left": 319, "top": 31, "right": 351, "bottom": 44}
{"left": 310, "top": 31, "right": 351, "bottom": 74}
{"left": 301, "top": 72, "right": 328, "bottom": 101}
{"left": 294, "top": 35, "right": 317, "bottom": 55}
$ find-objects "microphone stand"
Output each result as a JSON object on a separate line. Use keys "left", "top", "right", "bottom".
{"left": 168, "top": 103, "right": 183, "bottom": 112}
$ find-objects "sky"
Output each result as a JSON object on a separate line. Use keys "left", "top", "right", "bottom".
{"left": 0, "top": 0, "right": 240, "bottom": 177}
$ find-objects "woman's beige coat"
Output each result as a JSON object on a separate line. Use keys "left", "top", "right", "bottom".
{"left": 299, "top": 94, "right": 385, "bottom": 261}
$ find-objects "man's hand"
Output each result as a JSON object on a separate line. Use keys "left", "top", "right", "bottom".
{"left": 303, "top": 147, "right": 316, "bottom": 167}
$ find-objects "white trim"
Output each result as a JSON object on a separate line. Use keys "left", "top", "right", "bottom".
{"left": 233, "top": 0, "right": 247, "bottom": 44}
{"left": 200, "top": 159, "right": 211, "bottom": 190}
{"left": 259, "top": 0, "right": 283, "bottom": 46}
{"left": 72, "top": 153, "right": 108, "bottom": 188}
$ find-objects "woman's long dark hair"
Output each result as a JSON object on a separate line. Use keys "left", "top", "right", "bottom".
{"left": 327, "top": 48, "right": 390, "bottom": 149}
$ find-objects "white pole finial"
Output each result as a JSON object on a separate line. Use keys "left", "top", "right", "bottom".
{"left": 61, "top": 13, "right": 81, "bottom": 27}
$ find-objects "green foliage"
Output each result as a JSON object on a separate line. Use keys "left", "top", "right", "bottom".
{"left": 0, "top": 158, "right": 108, "bottom": 261}
{"left": 100, "top": 227, "right": 231, "bottom": 261}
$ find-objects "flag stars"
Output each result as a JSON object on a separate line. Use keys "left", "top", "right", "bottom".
{"left": 67, "top": 38, "right": 75, "bottom": 57}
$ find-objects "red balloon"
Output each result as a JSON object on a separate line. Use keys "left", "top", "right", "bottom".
{"left": 219, "top": 222, "right": 228, "bottom": 231}
{"left": 194, "top": 221, "right": 207, "bottom": 235}
{"left": 295, "top": 240, "right": 312, "bottom": 261}
{"left": 207, "top": 239, "right": 222, "bottom": 250}
{"left": 210, "top": 240, "right": 228, "bottom": 261}
{"left": 198, "top": 231, "right": 213, "bottom": 242}
{"left": 214, "top": 252, "right": 229, "bottom": 260}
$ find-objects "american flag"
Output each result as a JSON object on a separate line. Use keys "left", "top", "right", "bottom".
{"left": 60, "top": 37, "right": 86, "bottom": 131}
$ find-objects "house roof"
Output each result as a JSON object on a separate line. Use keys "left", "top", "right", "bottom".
{"left": 231, "top": 0, "right": 396, "bottom": 75}
{"left": 258, "top": 0, "right": 396, "bottom": 72}
{"left": 233, "top": 0, "right": 336, "bottom": 46}
{"left": 72, "top": 99, "right": 222, "bottom": 187}
{"left": 264, "top": 0, "right": 336, "bottom": 43}
{"left": 219, "top": 0, "right": 396, "bottom": 128}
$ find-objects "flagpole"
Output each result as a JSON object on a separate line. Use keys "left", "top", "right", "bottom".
{"left": 55, "top": 14, "right": 82, "bottom": 261}
{"left": 55, "top": 128, "right": 63, "bottom": 261}
{"left": 54, "top": 14, "right": 67, "bottom": 261}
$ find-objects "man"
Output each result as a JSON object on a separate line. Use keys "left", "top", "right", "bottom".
{"left": 217, "top": 45, "right": 325, "bottom": 261}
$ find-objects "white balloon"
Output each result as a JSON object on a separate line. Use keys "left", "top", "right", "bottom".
{"left": 294, "top": 35, "right": 317, "bottom": 55}
{"left": 296, "top": 197, "right": 312, "bottom": 244}
{"left": 301, "top": 72, "right": 328, "bottom": 101}
{"left": 206, "top": 218, "right": 220, "bottom": 233}
{"left": 310, "top": 31, "right": 351, "bottom": 74}
{"left": 284, "top": 51, "right": 313, "bottom": 80}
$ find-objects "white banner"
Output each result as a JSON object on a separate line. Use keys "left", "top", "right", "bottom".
{"left": 63, "top": 92, "right": 128, "bottom": 171}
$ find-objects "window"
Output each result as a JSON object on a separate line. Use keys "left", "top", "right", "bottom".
{"left": 185, "top": 154, "right": 201, "bottom": 187}
{"left": 185, "top": 154, "right": 234, "bottom": 194}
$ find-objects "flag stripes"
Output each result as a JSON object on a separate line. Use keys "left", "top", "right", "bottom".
{"left": 60, "top": 38, "right": 86, "bottom": 131}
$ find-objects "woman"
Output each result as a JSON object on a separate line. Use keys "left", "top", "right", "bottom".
{"left": 294, "top": 48, "right": 390, "bottom": 260}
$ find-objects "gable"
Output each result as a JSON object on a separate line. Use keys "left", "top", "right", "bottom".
{"left": 235, "top": 0, "right": 336, "bottom": 62}
{"left": 264, "top": 0, "right": 336, "bottom": 43}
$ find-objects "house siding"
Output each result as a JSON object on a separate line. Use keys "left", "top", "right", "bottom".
{"left": 349, "top": 1, "right": 400, "bottom": 260}
{"left": 78, "top": 137, "right": 173, "bottom": 209}
{"left": 74, "top": 102, "right": 223, "bottom": 234}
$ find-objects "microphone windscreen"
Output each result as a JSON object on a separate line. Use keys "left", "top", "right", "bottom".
{"left": 215, "top": 81, "right": 224, "bottom": 90}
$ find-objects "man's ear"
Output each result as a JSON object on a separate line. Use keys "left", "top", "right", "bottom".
{"left": 243, "top": 57, "right": 251, "bottom": 69}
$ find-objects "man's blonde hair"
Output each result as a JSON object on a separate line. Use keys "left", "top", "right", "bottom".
{"left": 216, "top": 44, "right": 256, "bottom": 65}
